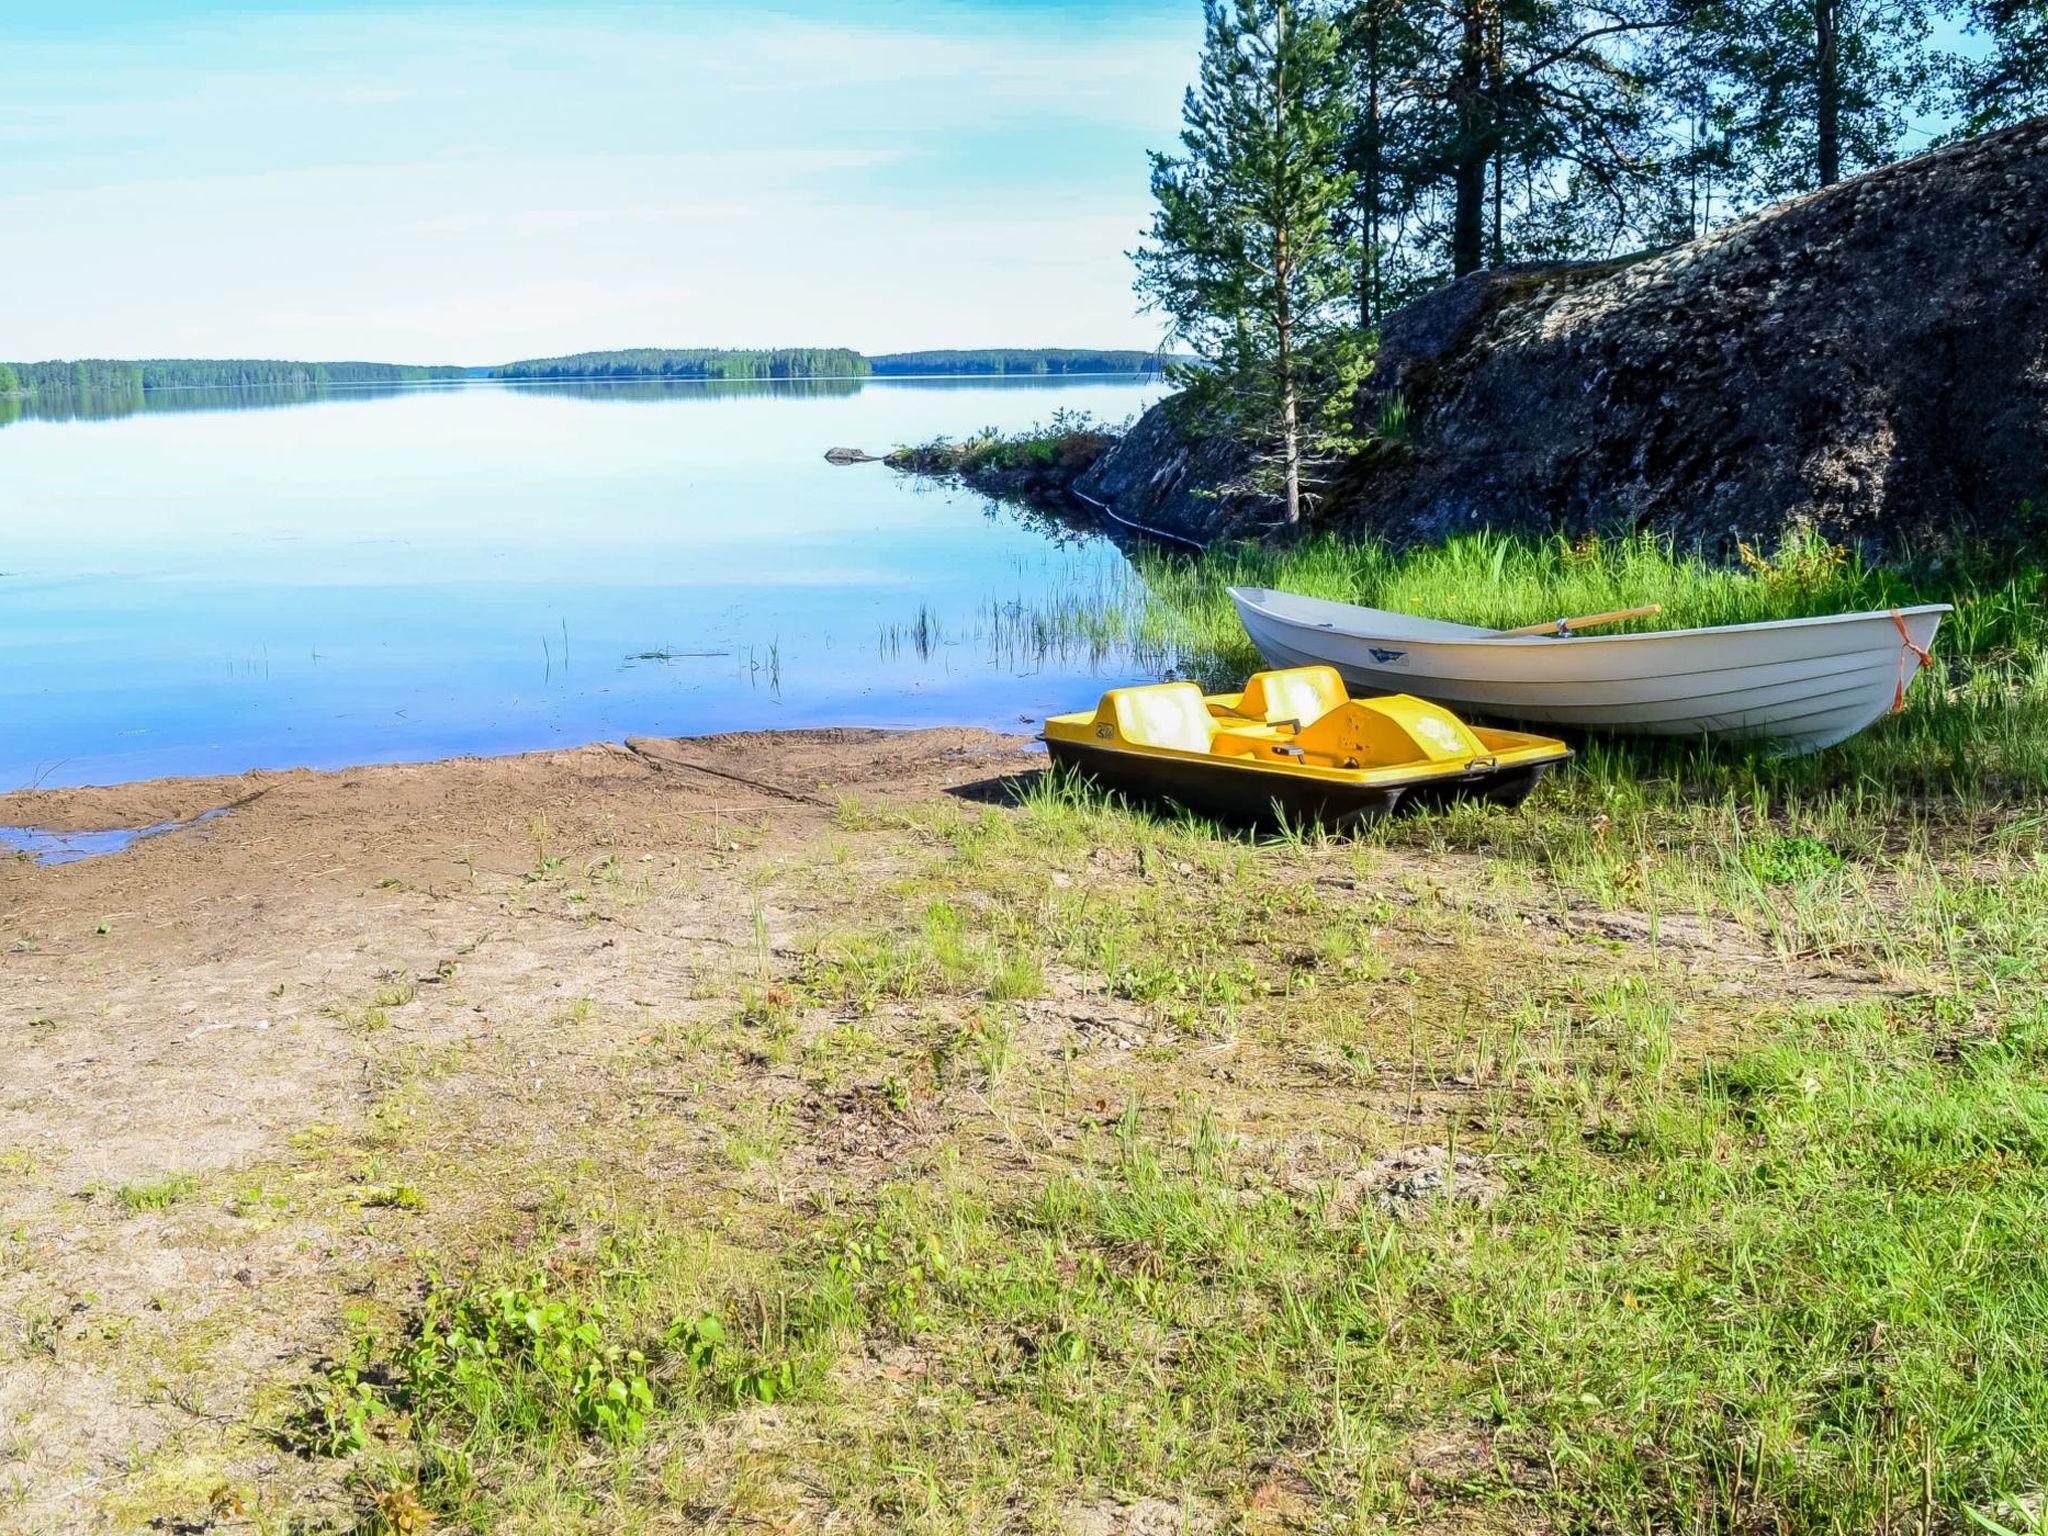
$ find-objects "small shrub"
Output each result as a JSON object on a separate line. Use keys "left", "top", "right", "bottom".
{"left": 1744, "top": 833, "right": 1846, "bottom": 884}
{"left": 401, "top": 1279, "right": 656, "bottom": 1443}
{"left": 371, "top": 1483, "right": 433, "bottom": 1536}
{"left": 286, "top": 1360, "right": 384, "bottom": 1455}
{"left": 116, "top": 1174, "right": 197, "bottom": 1213}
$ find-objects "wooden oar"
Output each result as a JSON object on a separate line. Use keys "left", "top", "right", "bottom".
{"left": 1495, "top": 604, "right": 1662, "bottom": 638}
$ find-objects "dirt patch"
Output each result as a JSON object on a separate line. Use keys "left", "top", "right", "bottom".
{"left": 0, "top": 727, "right": 1037, "bottom": 1532}
{"left": 0, "top": 774, "right": 270, "bottom": 835}
{"left": 1337, "top": 1144, "right": 1502, "bottom": 1220}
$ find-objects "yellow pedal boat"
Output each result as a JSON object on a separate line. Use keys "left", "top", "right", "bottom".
{"left": 1043, "top": 666, "right": 1570, "bottom": 828}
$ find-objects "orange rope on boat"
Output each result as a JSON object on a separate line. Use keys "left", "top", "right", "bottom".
{"left": 1891, "top": 608, "right": 1934, "bottom": 712}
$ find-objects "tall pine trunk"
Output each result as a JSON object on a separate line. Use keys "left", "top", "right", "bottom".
{"left": 1451, "top": 0, "right": 1488, "bottom": 276}
{"left": 1452, "top": 156, "right": 1487, "bottom": 276}
{"left": 1275, "top": 2, "right": 1302, "bottom": 525}
{"left": 1278, "top": 289, "right": 1301, "bottom": 525}
{"left": 1275, "top": 173, "right": 1302, "bottom": 525}
{"left": 1488, "top": 5, "right": 1505, "bottom": 266}
{"left": 1491, "top": 154, "right": 1505, "bottom": 265}
{"left": 1358, "top": 8, "right": 1384, "bottom": 329}
{"left": 1816, "top": 0, "right": 1841, "bottom": 185}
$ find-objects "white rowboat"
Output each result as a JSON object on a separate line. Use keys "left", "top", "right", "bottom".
{"left": 1227, "top": 587, "right": 1951, "bottom": 755}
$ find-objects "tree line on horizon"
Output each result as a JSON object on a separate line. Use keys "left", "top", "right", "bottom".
{"left": 867, "top": 349, "right": 1176, "bottom": 376}
{"left": 0, "top": 349, "right": 1189, "bottom": 398}
{"left": 1136, "top": 0, "right": 2046, "bottom": 524}
{"left": 488, "top": 348, "right": 872, "bottom": 381}
{"left": 492, "top": 348, "right": 1182, "bottom": 380}
{"left": 0, "top": 359, "right": 465, "bottom": 398}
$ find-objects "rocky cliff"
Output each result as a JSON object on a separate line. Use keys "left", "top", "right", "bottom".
{"left": 1076, "top": 114, "right": 2048, "bottom": 555}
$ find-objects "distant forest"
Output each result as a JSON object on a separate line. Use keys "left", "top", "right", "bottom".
{"left": 141, "top": 359, "right": 467, "bottom": 388}
{"left": 489, "top": 348, "right": 871, "bottom": 381}
{"left": 0, "top": 359, "right": 464, "bottom": 397}
{"left": 0, "top": 347, "right": 1177, "bottom": 400}
{"left": 868, "top": 349, "right": 1174, "bottom": 376}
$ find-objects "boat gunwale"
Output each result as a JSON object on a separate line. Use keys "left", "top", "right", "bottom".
{"left": 1227, "top": 586, "right": 1953, "bottom": 647}
{"left": 1235, "top": 648, "right": 1918, "bottom": 710}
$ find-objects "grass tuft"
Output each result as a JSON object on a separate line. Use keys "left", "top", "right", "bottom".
{"left": 116, "top": 1173, "right": 197, "bottom": 1213}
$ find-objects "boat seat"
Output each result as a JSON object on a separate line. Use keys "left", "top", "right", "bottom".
{"left": 1295, "top": 695, "right": 1485, "bottom": 767}
{"left": 1230, "top": 666, "right": 1349, "bottom": 726}
{"left": 1100, "top": 682, "right": 1221, "bottom": 754}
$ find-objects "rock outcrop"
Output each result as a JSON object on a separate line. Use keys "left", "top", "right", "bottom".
{"left": 1070, "top": 402, "right": 1256, "bottom": 545}
{"left": 1079, "top": 114, "right": 2048, "bottom": 555}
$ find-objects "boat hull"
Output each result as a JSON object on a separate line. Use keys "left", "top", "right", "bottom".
{"left": 1044, "top": 737, "right": 1560, "bottom": 830}
{"left": 1229, "top": 589, "right": 1951, "bottom": 755}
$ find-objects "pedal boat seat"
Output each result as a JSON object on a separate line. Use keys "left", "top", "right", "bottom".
{"left": 1222, "top": 665, "right": 1349, "bottom": 727}
{"left": 1069, "top": 672, "right": 1498, "bottom": 776}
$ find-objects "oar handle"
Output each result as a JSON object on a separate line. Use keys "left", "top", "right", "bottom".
{"left": 1497, "top": 604, "right": 1662, "bottom": 638}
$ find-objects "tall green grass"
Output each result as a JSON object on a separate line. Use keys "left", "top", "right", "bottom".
{"left": 1135, "top": 528, "right": 2041, "bottom": 668}
{"left": 1073, "top": 530, "right": 2048, "bottom": 803}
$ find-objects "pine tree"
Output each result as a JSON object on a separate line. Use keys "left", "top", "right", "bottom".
{"left": 1333, "top": 0, "right": 1688, "bottom": 284}
{"left": 1136, "top": 0, "right": 1360, "bottom": 526}
{"left": 1336, "top": 0, "right": 1436, "bottom": 324}
{"left": 1936, "top": 0, "right": 2048, "bottom": 132}
{"left": 1683, "top": 0, "right": 1936, "bottom": 200}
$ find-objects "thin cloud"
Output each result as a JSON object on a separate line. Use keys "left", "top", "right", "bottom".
{"left": 0, "top": 2, "right": 1197, "bottom": 358}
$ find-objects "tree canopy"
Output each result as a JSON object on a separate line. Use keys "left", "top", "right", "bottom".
{"left": 1317, "top": 0, "right": 2047, "bottom": 310}
{"left": 1138, "top": 0, "right": 1366, "bottom": 524}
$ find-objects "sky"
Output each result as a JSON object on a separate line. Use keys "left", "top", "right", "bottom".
{"left": 0, "top": 1, "right": 1203, "bottom": 363}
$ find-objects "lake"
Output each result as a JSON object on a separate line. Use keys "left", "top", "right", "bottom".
{"left": 0, "top": 375, "right": 1169, "bottom": 790}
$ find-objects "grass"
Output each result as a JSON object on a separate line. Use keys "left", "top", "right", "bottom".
{"left": 776, "top": 1000, "right": 2048, "bottom": 1528}
{"left": 283, "top": 1219, "right": 831, "bottom": 1515}
{"left": 115, "top": 1173, "right": 198, "bottom": 1213}
{"left": 1150, "top": 528, "right": 2003, "bottom": 639}
{"left": 262, "top": 772, "right": 2048, "bottom": 1531}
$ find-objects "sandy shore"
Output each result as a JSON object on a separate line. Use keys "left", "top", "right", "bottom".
{"left": 0, "top": 727, "right": 1037, "bottom": 1530}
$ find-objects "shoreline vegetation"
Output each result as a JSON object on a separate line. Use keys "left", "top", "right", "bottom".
{"left": 884, "top": 410, "right": 1124, "bottom": 506}
{"left": 0, "top": 359, "right": 467, "bottom": 399}
{"left": 488, "top": 347, "right": 872, "bottom": 381}
{"left": 893, "top": 415, "right": 2048, "bottom": 799}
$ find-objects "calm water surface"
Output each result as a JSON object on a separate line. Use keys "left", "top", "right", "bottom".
{"left": 0, "top": 376, "right": 1168, "bottom": 788}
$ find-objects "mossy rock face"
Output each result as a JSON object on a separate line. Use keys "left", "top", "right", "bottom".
{"left": 1086, "top": 116, "right": 2048, "bottom": 559}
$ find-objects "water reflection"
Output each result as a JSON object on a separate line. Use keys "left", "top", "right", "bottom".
{"left": 1, "top": 375, "right": 1170, "bottom": 787}
{"left": 513, "top": 376, "right": 863, "bottom": 404}
{"left": 0, "top": 379, "right": 411, "bottom": 428}
{"left": 0, "top": 809, "right": 228, "bottom": 865}
{"left": 0, "top": 370, "right": 1157, "bottom": 430}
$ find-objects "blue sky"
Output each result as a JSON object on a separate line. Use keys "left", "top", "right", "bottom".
{"left": 0, "top": 2, "right": 1202, "bottom": 363}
